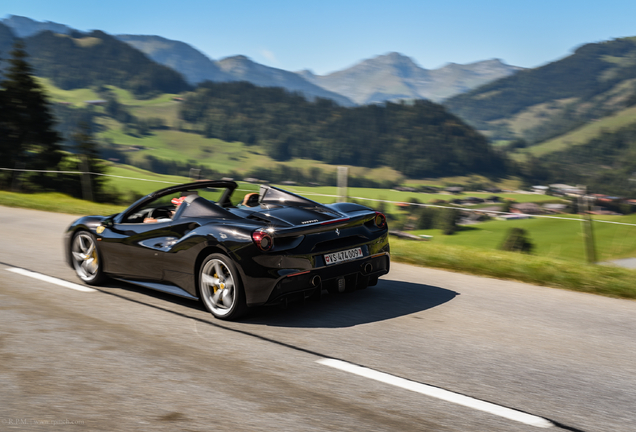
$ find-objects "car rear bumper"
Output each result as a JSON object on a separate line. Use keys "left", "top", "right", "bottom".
{"left": 261, "top": 252, "right": 390, "bottom": 306}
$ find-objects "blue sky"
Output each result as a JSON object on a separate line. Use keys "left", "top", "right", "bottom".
{"left": 4, "top": 0, "right": 636, "bottom": 74}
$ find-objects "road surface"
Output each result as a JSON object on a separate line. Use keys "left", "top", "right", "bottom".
{"left": 1, "top": 206, "right": 635, "bottom": 431}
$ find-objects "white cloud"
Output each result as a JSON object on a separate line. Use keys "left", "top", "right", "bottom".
{"left": 261, "top": 49, "right": 278, "bottom": 64}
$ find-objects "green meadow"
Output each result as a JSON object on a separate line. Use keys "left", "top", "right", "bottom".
{"left": 283, "top": 184, "right": 562, "bottom": 206}
{"left": 410, "top": 215, "right": 636, "bottom": 264}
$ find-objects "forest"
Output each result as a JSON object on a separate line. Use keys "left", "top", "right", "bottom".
{"left": 179, "top": 81, "right": 510, "bottom": 179}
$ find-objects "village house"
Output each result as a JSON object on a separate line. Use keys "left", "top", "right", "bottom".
{"left": 549, "top": 184, "right": 585, "bottom": 196}
{"left": 543, "top": 203, "right": 568, "bottom": 213}
{"left": 511, "top": 202, "right": 544, "bottom": 215}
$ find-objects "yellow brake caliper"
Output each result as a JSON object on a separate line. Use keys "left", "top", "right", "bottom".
{"left": 213, "top": 273, "right": 224, "bottom": 293}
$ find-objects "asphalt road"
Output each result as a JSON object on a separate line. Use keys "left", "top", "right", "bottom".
{"left": 1, "top": 206, "right": 635, "bottom": 431}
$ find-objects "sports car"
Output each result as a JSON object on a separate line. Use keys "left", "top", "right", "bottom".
{"left": 64, "top": 180, "right": 390, "bottom": 320}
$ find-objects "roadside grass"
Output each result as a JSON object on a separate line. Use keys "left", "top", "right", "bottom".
{"left": 410, "top": 215, "right": 636, "bottom": 263}
{"left": 0, "top": 191, "right": 126, "bottom": 215}
{"left": 391, "top": 239, "right": 636, "bottom": 299}
{"left": 2, "top": 188, "right": 635, "bottom": 300}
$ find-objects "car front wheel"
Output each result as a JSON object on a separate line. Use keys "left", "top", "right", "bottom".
{"left": 199, "top": 254, "right": 247, "bottom": 320}
{"left": 71, "top": 231, "right": 105, "bottom": 285}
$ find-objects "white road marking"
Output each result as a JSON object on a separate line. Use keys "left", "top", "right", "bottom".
{"left": 7, "top": 268, "right": 96, "bottom": 292}
{"left": 317, "top": 358, "right": 554, "bottom": 429}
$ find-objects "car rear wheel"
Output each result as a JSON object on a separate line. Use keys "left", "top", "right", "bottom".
{"left": 199, "top": 254, "right": 247, "bottom": 320}
{"left": 71, "top": 231, "right": 105, "bottom": 285}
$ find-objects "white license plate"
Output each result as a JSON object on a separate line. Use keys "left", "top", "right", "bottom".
{"left": 324, "top": 247, "right": 363, "bottom": 265}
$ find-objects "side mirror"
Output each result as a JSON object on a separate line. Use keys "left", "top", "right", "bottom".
{"left": 102, "top": 215, "right": 116, "bottom": 228}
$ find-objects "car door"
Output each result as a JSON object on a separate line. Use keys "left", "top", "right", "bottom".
{"left": 99, "top": 218, "right": 174, "bottom": 281}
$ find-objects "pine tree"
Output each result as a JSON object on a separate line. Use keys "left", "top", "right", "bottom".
{"left": 0, "top": 40, "right": 62, "bottom": 189}
{"left": 72, "top": 122, "right": 107, "bottom": 201}
{"left": 0, "top": 52, "right": 10, "bottom": 188}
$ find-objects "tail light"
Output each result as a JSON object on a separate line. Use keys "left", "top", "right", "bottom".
{"left": 374, "top": 212, "right": 387, "bottom": 228}
{"left": 252, "top": 229, "right": 273, "bottom": 251}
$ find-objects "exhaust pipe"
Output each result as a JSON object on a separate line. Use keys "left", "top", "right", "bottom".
{"left": 311, "top": 275, "right": 322, "bottom": 287}
{"left": 363, "top": 263, "right": 373, "bottom": 274}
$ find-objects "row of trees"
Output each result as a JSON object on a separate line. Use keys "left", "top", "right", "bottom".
{"left": 0, "top": 41, "right": 106, "bottom": 199}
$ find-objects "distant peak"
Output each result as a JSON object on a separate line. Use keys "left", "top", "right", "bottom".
{"left": 220, "top": 54, "right": 251, "bottom": 62}
{"left": 376, "top": 51, "right": 410, "bottom": 61}
{"left": 475, "top": 58, "right": 505, "bottom": 65}
{"left": 374, "top": 52, "right": 420, "bottom": 65}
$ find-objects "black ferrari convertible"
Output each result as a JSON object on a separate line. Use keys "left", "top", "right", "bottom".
{"left": 64, "top": 180, "right": 390, "bottom": 320}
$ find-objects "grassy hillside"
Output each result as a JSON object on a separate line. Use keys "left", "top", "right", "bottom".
{"left": 35, "top": 77, "right": 100, "bottom": 104}
{"left": 518, "top": 104, "right": 636, "bottom": 159}
{"left": 444, "top": 37, "right": 636, "bottom": 146}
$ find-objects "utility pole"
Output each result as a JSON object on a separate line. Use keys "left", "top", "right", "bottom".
{"left": 337, "top": 166, "right": 348, "bottom": 203}
{"left": 578, "top": 186, "right": 597, "bottom": 264}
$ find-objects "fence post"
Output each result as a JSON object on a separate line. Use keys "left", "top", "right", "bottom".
{"left": 80, "top": 155, "right": 94, "bottom": 202}
{"left": 584, "top": 195, "right": 597, "bottom": 263}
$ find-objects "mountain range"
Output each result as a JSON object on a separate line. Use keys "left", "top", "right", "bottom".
{"left": 0, "top": 15, "right": 521, "bottom": 105}
{"left": 299, "top": 53, "right": 521, "bottom": 104}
